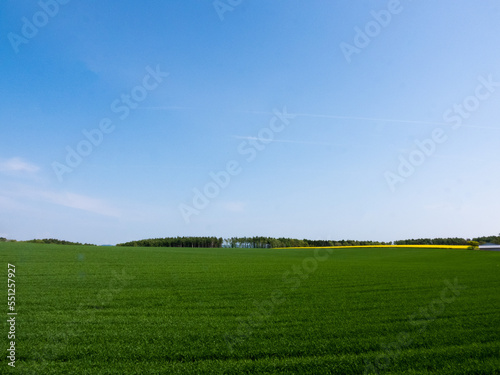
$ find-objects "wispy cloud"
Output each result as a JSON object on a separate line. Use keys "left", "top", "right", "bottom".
{"left": 0, "top": 157, "right": 120, "bottom": 218}
{"left": 38, "top": 191, "right": 121, "bottom": 217}
{"left": 139, "top": 107, "right": 500, "bottom": 130}
{"left": 0, "top": 157, "right": 39, "bottom": 173}
{"left": 0, "top": 185, "right": 121, "bottom": 218}
{"left": 232, "top": 135, "right": 337, "bottom": 146}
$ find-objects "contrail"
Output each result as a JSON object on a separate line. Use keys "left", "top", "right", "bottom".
{"left": 232, "top": 135, "right": 338, "bottom": 146}
{"left": 138, "top": 107, "right": 499, "bottom": 130}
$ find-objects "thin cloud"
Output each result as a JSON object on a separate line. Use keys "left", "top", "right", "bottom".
{"left": 0, "top": 186, "right": 121, "bottom": 218}
{"left": 0, "top": 157, "right": 39, "bottom": 173}
{"left": 139, "top": 107, "right": 499, "bottom": 130}
{"left": 38, "top": 191, "right": 121, "bottom": 217}
{"left": 232, "top": 135, "right": 338, "bottom": 146}
{"left": 291, "top": 112, "right": 498, "bottom": 130}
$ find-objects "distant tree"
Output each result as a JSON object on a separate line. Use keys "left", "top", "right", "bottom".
{"left": 473, "top": 234, "right": 500, "bottom": 245}
{"left": 116, "top": 236, "right": 222, "bottom": 248}
{"left": 25, "top": 238, "right": 95, "bottom": 246}
{"left": 467, "top": 241, "right": 479, "bottom": 250}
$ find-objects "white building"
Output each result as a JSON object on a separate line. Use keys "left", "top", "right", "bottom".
{"left": 479, "top": 242, "right": 500, "bottom": 251}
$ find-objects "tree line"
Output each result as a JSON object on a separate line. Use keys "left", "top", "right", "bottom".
{"left": 117, "top": 235, "right": 499, "bottom": 248}
{"left": 395, "top": 235, "right": 500, "bottom": 246}
{"left": 224, "top": 237, "right": 392, "bottom": 248}
{"left": 116, "top": 236, "right": 391, "bottom": 248}
{"left": 117, "top": 237, "right": 224, "bottom": 248}
{"left": 393, "top": 237, "right": 470, "bottom": 245}
{"left": 472, "top": 235, "right": 500, "bottom": 244}
{"left": 25, "top": 238, "right": 96, "bottom": 246}
{"left": 3, "top": 234, "right": 498, "bottom": 248}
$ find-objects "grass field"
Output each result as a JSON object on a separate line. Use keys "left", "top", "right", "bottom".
{"left": 1, "top": 242, "right": 499, "bottom": 374}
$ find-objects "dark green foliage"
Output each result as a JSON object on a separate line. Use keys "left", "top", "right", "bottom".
{"left": 25, "top": 238, "right": 96, "bottom": 246}
{"left": 473, "top": 234, "right": 500, "bottom": 245}
{"left": 394, "top": 234, "right": 500, "bottom": 246}
{"left": 226, "top": 237, "right": 392, "bottom": 248}
{"left": 394, "top": 237, "right": 470, "bottom": 245}
{"left": 117, "top": 236, "right": 392, "bottom": 248}
{"left": 116, "top": 234, "right": 500, "bottom": 249}
{"left": 117, "top": 236, "right": 224, "bottom": 248}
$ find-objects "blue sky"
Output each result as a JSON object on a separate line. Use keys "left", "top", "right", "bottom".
{"left": 1, "top": 0, "right": 499, "bottom": 245}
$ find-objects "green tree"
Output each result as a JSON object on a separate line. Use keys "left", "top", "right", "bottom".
{"left": 467, "top": 241, "right": 479, "bottom": 250}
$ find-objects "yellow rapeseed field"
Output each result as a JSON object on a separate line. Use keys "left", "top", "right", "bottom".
{"left": 275, "top": 245, "right": 469, "bottom": 249}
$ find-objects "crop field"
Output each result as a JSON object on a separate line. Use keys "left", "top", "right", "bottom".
{"left": 1, "top": 242, "right": 499, "bottom": 374}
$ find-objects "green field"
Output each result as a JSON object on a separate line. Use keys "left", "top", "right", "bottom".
{"left": 1, "top": 242, "right": 499, "bottom": 374}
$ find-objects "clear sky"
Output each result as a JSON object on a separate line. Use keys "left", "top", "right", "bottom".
{"left": 1, "top": 1, "right": 499, "bottom": 245}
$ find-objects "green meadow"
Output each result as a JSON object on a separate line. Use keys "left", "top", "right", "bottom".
{"left": 1, "top": 242, "right": 499, "bottom": 374}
